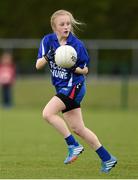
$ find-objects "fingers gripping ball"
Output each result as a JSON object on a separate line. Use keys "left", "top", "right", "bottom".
{"left": 44, "top": 46, "right": 55, "bottom": 61}
{"left": 55, "top": 45, "right": 77, "bottom": 68}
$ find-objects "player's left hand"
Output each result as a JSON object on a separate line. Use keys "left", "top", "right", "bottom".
{"left": 69, "top": 64, "right": 77, "bottom": 73}
{"left": 70, "top": 66, "right": 88, "bottom": 75}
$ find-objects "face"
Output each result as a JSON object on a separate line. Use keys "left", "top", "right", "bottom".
{"left": 1, "top": 54, "right": 13, "bottom": 65}
{"left": 53, "top": 14, "right": 72, "bottom": 39}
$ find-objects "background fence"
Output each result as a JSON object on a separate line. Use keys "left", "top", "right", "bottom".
{"left": 0, "top": 38, "right": 138, "bottom": 75}
{"left": 0, "top": 39, "right": 138, "bottom": 109}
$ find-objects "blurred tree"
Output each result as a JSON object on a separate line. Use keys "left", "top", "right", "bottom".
{"left": 107, "top": 0, "right": 138, "bottom": 38}
{"left": 0, "top": 0, "right": 138, "bottom": 39}
{"left": 0, "top": 0, "right": 138, "bottom": 75}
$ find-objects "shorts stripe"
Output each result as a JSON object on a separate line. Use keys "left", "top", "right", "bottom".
{"left": 69, "top": 85, "right": 76, "bottom": 99}
{"left": 55, "top": 82, "right": 85, "bottom": 106}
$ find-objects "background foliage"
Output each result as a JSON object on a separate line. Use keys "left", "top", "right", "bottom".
{"left": 0, "top": 0, "right": 138, "bottom": 75}
{"left": 0, "top": 0, "right": 138, "bottom": 39}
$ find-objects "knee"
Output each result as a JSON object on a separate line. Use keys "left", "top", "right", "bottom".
{"left": 42, "top": 108, "right": 53, "bottom": 123}
{"left": 72, "top": 126, "right": 85, "bottom": 136}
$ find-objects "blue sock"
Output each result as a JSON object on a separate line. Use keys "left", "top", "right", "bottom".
{"left": 65, "top": 135, "right": 79, "bottom": 146}
{"left": 96, "top": 146, "right": 111, "bottom": 162}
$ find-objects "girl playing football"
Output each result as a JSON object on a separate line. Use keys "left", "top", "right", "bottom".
{"left": 36, "top": 9, "right": 117, "bottom": 173}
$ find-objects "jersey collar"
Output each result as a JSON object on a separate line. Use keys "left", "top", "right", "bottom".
{"left": 66, "top": 32, "right": 74, "bottom": 43}
{"left": 53, "top": 32, "right": 74, "bottom": 44}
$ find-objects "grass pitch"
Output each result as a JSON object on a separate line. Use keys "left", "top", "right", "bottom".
{"left": 0, "top": 77, "right": 138, "bottom": 178}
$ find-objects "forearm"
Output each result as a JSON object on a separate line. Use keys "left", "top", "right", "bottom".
{"left": 36, "top": 57, "right": 47, "bottom": 70}
{"left": 75, "top": 67, "right": 88, "bottom": 75}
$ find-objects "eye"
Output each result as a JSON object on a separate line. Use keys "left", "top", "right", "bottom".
{"left": 59, "top": 22, "right": 64, "bottom": 26}
{"left": 67, "top": 22, "right": 71, "bottom": 26}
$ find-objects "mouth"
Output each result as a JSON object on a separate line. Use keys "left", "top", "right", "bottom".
{"left": 64, "top": 31, "right": 69, "bottom": 35}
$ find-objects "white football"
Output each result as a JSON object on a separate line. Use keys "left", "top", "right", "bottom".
{"left": 55, "top": 45, "right": 77, "bottom": 68}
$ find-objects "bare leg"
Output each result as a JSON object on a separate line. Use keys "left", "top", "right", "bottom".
{"left": 63, "top": 108, "right": 102, "bottom": 150}
{"left": 42, "top": 96, "right": 71, "bottom": 138}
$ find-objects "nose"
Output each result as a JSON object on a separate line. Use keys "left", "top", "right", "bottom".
{"left": 64, "top": 25, "right": 68, "bottom": 29}
{"left": 64, "top": 23, "right": 69, "bottom": 29}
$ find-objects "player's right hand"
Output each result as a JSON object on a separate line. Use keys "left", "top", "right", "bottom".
{"left": 44, "top": 46, "right": 55, "bottom": 62}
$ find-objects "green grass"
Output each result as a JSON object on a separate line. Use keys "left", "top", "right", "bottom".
{"left": 12, "top": 77, "right": 138, "bottom": 110}
{"left": 0, "top": 108, "right": 138, "bottom": 178}
{"left": 0, "top": 77, "right": 138, "bottom": 178}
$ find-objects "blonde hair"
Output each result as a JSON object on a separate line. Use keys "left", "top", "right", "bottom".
{"left": 50, "top": 9, "right": 83, "bottom": 34}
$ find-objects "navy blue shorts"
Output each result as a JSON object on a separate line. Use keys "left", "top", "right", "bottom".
{"left": 55, "top": 82, "right": 86, "bottom": 113}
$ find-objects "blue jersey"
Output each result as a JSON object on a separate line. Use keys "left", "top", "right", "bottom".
{"left": 37, "top": 32, "right": 90, "bottom": 88}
